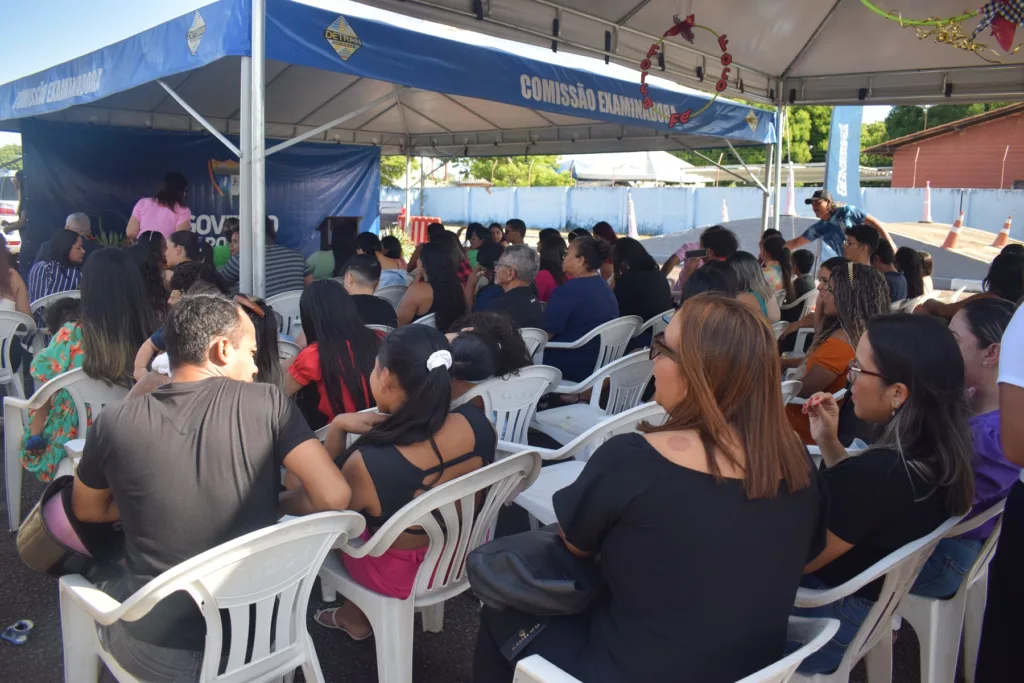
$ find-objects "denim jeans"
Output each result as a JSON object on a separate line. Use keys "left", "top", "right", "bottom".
{"left": 98, "top": 621, "right": 203, "bottom": 683}
{"left": 790, "top": 575, "right": 874, "bottom": 674}
{"left": 911, "top": 536, "right": 983, "bottom": 599}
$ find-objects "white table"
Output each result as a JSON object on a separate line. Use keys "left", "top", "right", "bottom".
{"left": 515, "top": 461, "right": 585, "bottom": 526}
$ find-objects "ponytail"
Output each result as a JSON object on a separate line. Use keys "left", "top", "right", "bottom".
{"left": 763, "top": 235, "right": 795, "bottom": 302}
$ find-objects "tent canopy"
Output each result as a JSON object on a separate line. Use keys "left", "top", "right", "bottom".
{"left": 0, "top": 0, "right": 775, "bottom": 157}
{"left": 556, "top": 151, "right": 707, "bottom": 184}
{"left": 369, "top": 0, "right": 1024, "bottom": 107}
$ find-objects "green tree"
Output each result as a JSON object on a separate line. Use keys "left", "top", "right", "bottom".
{"left": 380, "top": 155, "right": 418, "bottom": 188}
{"left": 467, "top": 156, "right": 573, "bottom": 187}
{"left": 0, "top": 145, "right": 22, "bottom": 170}
{"left": 859, "top": 121, "right": 890, "bottom": 167}
{"left": 883, "top": 103, "right": 1011, "bottom": 140}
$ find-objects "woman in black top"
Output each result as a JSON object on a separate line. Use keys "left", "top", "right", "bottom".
{"left": 796, "top": 314, "right": 974, "bottom": 674}
{"left": 612, "top": 237, "right": 673, "bottom": 346}
{"left": 310, "top": 325, "right": 497, "bottom": 640}
{"left": 474, "top": 294, "right": 826, "bottom": 683}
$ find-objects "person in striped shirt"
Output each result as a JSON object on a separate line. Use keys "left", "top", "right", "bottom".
{"left": 218, "top": 218, "right": 313, "bottom": 298}
{"left": 28, "top": 228, "right": 85, "bottom": 305}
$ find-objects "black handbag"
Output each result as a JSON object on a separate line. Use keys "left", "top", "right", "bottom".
{"left": 467, "top": 525, "right": 604, "bottom": 616}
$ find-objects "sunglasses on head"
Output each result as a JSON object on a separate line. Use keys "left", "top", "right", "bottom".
{"left": 234, "top": 295, "right": 265, "bottom": 319}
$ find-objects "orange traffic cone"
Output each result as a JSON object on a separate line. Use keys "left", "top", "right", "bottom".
{"left": 941, "top": 210, "right": 964, "bottom": 250}
{"left": 991, "top": 216, "right": 1013, "bottom": 249}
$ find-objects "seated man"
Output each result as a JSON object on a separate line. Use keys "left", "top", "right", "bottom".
{"left": 782, "top": 249, "right": 817, "bottom": 323}
{"left": 342, "top": 253, "right": 398, "bottom": 327}
{"left": 219, "top": 217, "right": 312, "bottom": 297}
{"left": 485, "top": 244, "right": 544, "bottom": 329}
{"left": 72, "top": 294, "right": 351, "bottom": 681}
{"left": 872, "top": 239, "right": 908, "bottom": 302}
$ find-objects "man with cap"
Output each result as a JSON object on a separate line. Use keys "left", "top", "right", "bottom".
{"left": 786, "top": 190, "right": 893, "bottom": 259}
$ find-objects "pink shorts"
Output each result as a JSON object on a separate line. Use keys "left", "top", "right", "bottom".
{"left": 341, "top": 529, "right": 428, "bottom": 599}
{"left": 43, "top": 491, "right": 91, "bottom": 556}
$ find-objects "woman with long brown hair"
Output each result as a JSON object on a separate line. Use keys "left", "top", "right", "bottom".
{"left": 474, "top": 294, "right": 826, "bottom": 683}
{"left": 0, "top": 234, "right": 30, "bottom": 315}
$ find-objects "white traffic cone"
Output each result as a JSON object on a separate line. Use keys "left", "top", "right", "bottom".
{"left": 785, "top": 162, "right": 796, "bottom": 216}
{"left": 721, "top": 199, "right": 729, "bottom": 223}
{"left": 920, "top": 181, "right": 933, "bottom": 223}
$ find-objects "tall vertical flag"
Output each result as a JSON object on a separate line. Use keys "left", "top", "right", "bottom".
{"left": 824, "top": 106, "right": 863, "bottom": 206}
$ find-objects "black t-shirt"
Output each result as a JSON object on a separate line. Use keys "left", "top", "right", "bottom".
{"left": 813, "top": 448, "right": 949, "bottom": 599}
{"left": 884, "top": 271, "right": 908, "bottom": 302}
{"left": 552, "top": 434, "right": 827, "bottom": 682}
{"left": 613, "top": 269, "right": 674, "bottom": 322}
{"left": 484, "top": 285, "right": 544, "bottom": 329}
{"left": 76, "top": 378, "right": 315, "bottom": 650}
{"left": 352, "top": 293, "right": 398, "bottom": 327}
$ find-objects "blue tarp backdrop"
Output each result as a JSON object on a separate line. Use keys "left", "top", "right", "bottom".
{"left": 22, "top": 119, "right": 380, "bottom": 255}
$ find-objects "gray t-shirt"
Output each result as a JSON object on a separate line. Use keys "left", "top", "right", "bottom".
{"left": 77, "top": 377, "right": 314, "bottom": 649}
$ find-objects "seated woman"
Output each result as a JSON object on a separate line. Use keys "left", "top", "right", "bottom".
{"left": 448, "top": 311, "right": 534, "bottom": 402}
{"left": 458, "top": 222, "right": 492, "bottom": 268}
{"left": 592, "top": 221, "right": 618, "bottom": 281}
{"left": 679, "top": 260, "right": 738, "bottom": 302}
{"left": 302, "top": 325, "right": 496, "bottom": 639}
{"left": 163, "top": 231, "right": 205, "bottom": 285}
{"left": 543, "top": 236, "right": 619, "bottom": 383}
{"left": 124, "top": 245, "right": 170, "bottom": 324}
{"left": 910, "top": 298, "right": 1019, "bottom": 599}
{"left": 467, "top": 241, "right": 505, "bottom": 312}
{"left": 917, "top": 250, "right": 1023, "bottom": 320}
{"left": 534, "top": 233, "right": 568, "bottom": 303}
{"left": 0, "top": 234, "right": 30, "bottom": 316}
{"left": 894, "top": 246, "right": 926, "bottom": 301}
{"left": 28, "top": 228, "right": 85, "bottom": 304}
{"left": 796, "top": 314, "right": 975, "bottom": 674}
{"left": 612, "top": 237, "right": 673, "bottom": 325}
{"left": 727, "top": 251, "right": 782, "bottom": 323}
{"left": 760, "top": 235, "right": 794, "bottom": 297}
{"left": 919, "top": 250, "right": 934, "bottom": 294}
{"left": 355, "top": 232, "right": 408, "bottom": 288}
{"left": 284, "top": 280, "right": 380, "bottom": 430}
{"left": 474, "top": 294, "right": 825, "bottom": 683}
{"left": 21, "top": 248, "right": 156, "bottom": 482}
{"left": 785, "top": 262, "right": 891, "bottom": 444}
{"left": 397, "top": 242, "right": 468, "bottom": 332}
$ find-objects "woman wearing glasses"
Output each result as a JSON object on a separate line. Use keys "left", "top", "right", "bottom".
{"left": 475, "top": 294, "right": 826, "bottom": 683}
{"left": 794, "top": 314, "right": 975, "bottom": 674}
{"left": 785, "top": 261, "right": 890, "bottom": 444}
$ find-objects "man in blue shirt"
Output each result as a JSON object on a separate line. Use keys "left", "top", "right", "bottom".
{"left": 786, "top": 190, "right": 893, "bottom": 259}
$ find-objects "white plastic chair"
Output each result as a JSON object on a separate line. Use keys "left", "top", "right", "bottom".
{"left": 897, "top": 500, "right": 1006, "bottom": 683}
{"left": 781, "top": 289, "right": 819, "bottom": 320}
{"left": 781, "top": 380, "right": 803, "bottom": 406}
{"left": 374, "top": 285, "right": 407, "bottom": 311}
{"left": 29, "top": 290, "right": 81, "bottom": 352}
{"left": 772, "top": 320, "right": 789, "bottom": 340}
{"left": 513, "top": 617, "right": 841, "bottom": 683}
{"left": 514, "top": 402, "right": 667, "bottom": 526}
{"left": 452, "top": 365, "right": 562, "bottom": 445}
{"left": 366, "top": 324, "right": 395, "bottom": 335}
{"left": 793, "top": 327, "right": 815, "bottom": 355}
{"left": 266, "top": 290, "right": 303, "bottom": 339}
{"left": 60, "top": 511, "right": 366, "bottom": 683}
{"left": 0, "top": 311, "right": 36, "bottom": 399}
{"left": 774, "top": 288, "right": 788, "bottom": 308}
{"left": 791, "top": 515, "right": 963, "bottom": 683}
{"left": 950, "top": 286, "right": 967, "bottom": 303}
{"left": 546, "top": 315, "right": 642, "bottom": 393}
{"left": 318, "top": 450, "right": 542, "bottom": 683}
{"left": 531, "top": 351, "right": 654, "bottom": 446}
{"left": 413, "top": 312, "right": 437, "bottom": 328}
{"left": 520, "top": 327, "right": 548, "bottom": 364}
{"left": 897, "top": 294, "right": 930, "bottom": 313}
{"left": 278, "top": 339, "right": 301, "bottom": 361}
{"left": 632, "top": 309, "right": 674, "bottom": 344}
{"left": 5, "top": 368, "right": 129, "bottom": 531}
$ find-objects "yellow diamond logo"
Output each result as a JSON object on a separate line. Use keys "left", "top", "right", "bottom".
{"left": 746, "top": 110, "right": 759, "bottom": 132}
{"left": 325, "top": 16, "right": 361, "bottom": 61}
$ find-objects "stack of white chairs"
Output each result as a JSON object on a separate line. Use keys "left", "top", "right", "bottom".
{"left": 266, "top": 290, "right": 303, "bottom": 339}
{"left": 60, "top": 511, "right": 366, "bottom": 683}
{"left": 452, "top": 365, "right": 562, "bottom": 445}
{"left": 545, "top": 316, "right": 641, "bottom": 394}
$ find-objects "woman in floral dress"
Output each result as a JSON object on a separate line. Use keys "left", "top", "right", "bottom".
{"left": 19, "top": 248, "right": 157, "bottom": 482}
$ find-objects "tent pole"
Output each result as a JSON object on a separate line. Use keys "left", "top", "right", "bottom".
{"left": 419, "top": 157, "right": 426, "bottom": 215}
{"left": 668, "top": 137, "right": 757, "bottom": 187}
{"left": 723, "top": 139, "right": 768, "bottom": 193}
{"left": 239, "top": 57, "right": 253, "bottom": 297}
{"left": 761, "top": 143, "right": 774, "bottom": 234}
{"left": 404, "top": 152, "right": 412, "bottom": 222}
{"left": 265, "top": 90, "right": 399, "bottom": 156}
{"left": 772, "top": 105, "right": 784, "bottom": 233}
{"left": 156, "top": 80, "right": 241, "bottom": 158}
{"left": 251, "top": 0, "right": 267, "bottom": 298}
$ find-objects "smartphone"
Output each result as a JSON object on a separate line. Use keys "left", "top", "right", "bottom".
{"left": 684, "top": 248, "right": 708, "bottom": 260}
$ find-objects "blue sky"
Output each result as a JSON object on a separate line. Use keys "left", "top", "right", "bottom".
{"left": 0, "top": 0, "right": 890, "bottom": 147}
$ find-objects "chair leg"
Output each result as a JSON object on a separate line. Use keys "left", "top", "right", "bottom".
{"left": 921, "top": 599, "right": 965, "bottom": 683}
{"left": 963, "top": 576, "right": 988, "bottom": 683}
{"left": 864, "top": 631, "right": 893, "bottom": 683}
{"left": 420, "top": 603, "right": 444, "bottom": 633}
{"left": 5, "top": 422, "right": 22, "bottom": 531}
{"left": 59, "top": 596, "right": 103, "bottom": 683}
{"left": 319, "top": 578, "right": 337, "bottom": 603}
{"left": 367, "top": 599, "right": 415, "bottom": 683}
{"left": 300, "top": 632, "right": 326, "bottom": 683}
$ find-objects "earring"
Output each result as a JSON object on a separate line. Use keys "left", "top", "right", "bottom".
{"left": 891, "top": 401, "right": 900, "bottom": 416}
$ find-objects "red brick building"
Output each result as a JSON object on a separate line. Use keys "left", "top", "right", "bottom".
{"left": 863, "top": 104, "right": 1024, "bottom": 190}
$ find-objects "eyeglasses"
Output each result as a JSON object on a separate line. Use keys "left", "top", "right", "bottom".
{"left": 649, "top": 332, "right": 677, "bottom": 362}
{"left": 234, "top": 295, "right": 265, "bottom": 319}
{"left": 848, "top": 359, "right": 887, "bottom": 383}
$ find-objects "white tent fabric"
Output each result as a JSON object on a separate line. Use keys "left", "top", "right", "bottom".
{"left": 370, "top": 0, "right": 1024, "bottom": 106}
{"left": 557, "top": 151, "right": 707, "bottom": 184}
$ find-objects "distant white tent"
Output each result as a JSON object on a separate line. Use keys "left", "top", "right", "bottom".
{"left": 557, "top": 151, "right": 707, "bottom": 186}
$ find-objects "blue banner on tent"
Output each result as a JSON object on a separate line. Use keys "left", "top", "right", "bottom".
{"left": 824, "top": 106, "right": 863, "bottom": 206}
{"left": 20, "top": 119, "right": 380, "bottom": 258}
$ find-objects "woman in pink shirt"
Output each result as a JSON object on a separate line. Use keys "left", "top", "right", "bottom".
{"left": 126, "top": 172, "right": 192, "bottom": 240}
{"left": 535, "top": 232, "right": 569, "bottom": 302}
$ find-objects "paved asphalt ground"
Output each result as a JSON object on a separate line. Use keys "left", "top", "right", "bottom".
{"left": 0, "top": 468, "right": 960, "bottom": 683}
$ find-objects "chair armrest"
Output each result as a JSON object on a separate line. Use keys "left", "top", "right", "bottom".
{"left": 59, "top": 575, "right": 125, "bottom": 625}
{"left": 514, "top": 655, "right": 584, "bottom": 683}
{"left": 497, "top": 440, "right": 560, "bottom": 460}
{"left": 545, "top": 338, "right": 589, "bottom": 351}
{"left": 788, "top": 388, "right": 847, "bottom": 407}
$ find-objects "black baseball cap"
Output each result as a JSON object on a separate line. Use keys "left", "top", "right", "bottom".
{"left": 805, "top": 189, "right": 833, "bottom": 205}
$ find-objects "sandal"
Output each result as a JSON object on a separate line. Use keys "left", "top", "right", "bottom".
{"left": 314, "top": 608, "right": 372, "bottom": 642}
{"left": 2, "top": 620, "right": 34, "bottom": 646}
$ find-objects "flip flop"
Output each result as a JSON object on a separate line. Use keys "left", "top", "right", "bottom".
{"left": 314, "top": 608, "right": 372, "bottom": 642}
{"left": 2, "top": 620, "right": 34, "bottom": 646}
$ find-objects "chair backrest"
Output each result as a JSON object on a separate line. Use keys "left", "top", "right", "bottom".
{"left": 520, "top": 327, "right": 548, "bottom": 363}
{"left": 780, "top": 289, "right": 818, "bottom": 318}
{"left": 735, "top": 617, "right": 840, "bottom": 683}
{"left": 773, "top": 288, "right": 787, "bottom": 307}
{"left": 452, "top": 365, "right": 562, "bottom": 444}
{"left": 361, "top": 450, "right": 542, "bottom": 605}
{"left": 949, "top": 499, "right": 1006, "bottom": 591}
{"left": 588, "top": 316, "right": 643, "bottom": 373}
{"left": 780, "top": 380, "right": 803, "bottom": 405}
{"left": 30, "top": 369, "right": 129, "bottom": 440}
{"left": 950, "top": 285, "right": 967, "bottom": 303}
{"left": 265, "top": 290, "right": 303, "bottom": 339}
{"left": 897, "top": 294, "right": 929, "bottom": 313}
{"left": 413, "top": 312, "right": 437, "bottom": 328}
{"left": 277, "top": 339, "right": 301, "bottom": 361}
{"left": 0, "top": 311, "right": 35, "bottom": 383}
{"left": 633, "top": 309, "right": 674, "bottom": 341}
{"left": 584, "top": 351, "right": 655, "bottom": 414}
{"left": 30, "top": 290, "right": 81, "bottom": 319}
{"left": 771, "top": 320, "right": 788, "bottom": 340}
{"left": 366, "top": 324, "right": 395, "bottom": 335}
{"left": 831, "top": 515, "right": 962, "bottom": 675}
{"left": 532, "top": 401, "right": 667, "bottom": 464}
{"left": 373, "top": 285, "right": 407, "bottom": 310}
{"left": 112, "top": 511, "right": 365, "bottom": 682}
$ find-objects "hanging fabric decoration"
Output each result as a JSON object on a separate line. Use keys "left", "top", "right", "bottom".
{"left": 973, "top": 0, "right": 1024, "bottom": 52}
